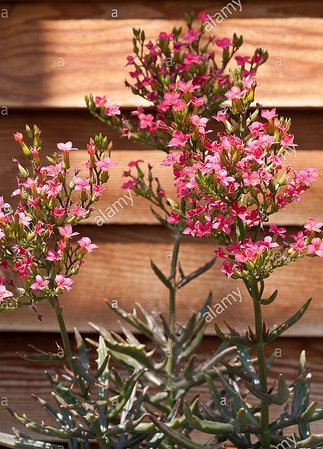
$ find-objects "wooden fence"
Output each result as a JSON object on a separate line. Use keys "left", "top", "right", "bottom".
{"left": 0, "top": 0, "right": 323, "bottom": 436}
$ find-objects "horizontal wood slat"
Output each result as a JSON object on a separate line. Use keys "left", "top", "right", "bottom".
{"left": 2, "top": 1, "right": 323, "bottom": 19}
{"left": 0, "top": 5, "right": 322, "bottom": 107}
{"left": 0, "top": 334, "right": 322, "bottom": 435}
{"left": 1, "top": 147, "right": 322, "bottom": 226}
{"left": 0, "top": 225, "right": 322, "bottom": 335}
{"left": 1, "top": 108, "right": 323, "bottom": 151}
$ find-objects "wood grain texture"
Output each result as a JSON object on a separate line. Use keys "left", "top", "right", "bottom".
{"left": 2, "top": 1, "right": 323, "bottom": 19}
{"left": 1, "top": 108, "right": 323, "bottom": 151}
{"left": 0, "top": 225, "right": 322, "bottom": 335}
{"left": 0, "top": 334, "right": 323, "bottom": 435}
{"left": 0, "top": 3, "right": 323, "bottom": 107}
{"left": 0, "top": 145, "right": 322, "bottom": 226}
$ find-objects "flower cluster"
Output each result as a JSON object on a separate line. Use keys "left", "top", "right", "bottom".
{"left": 151, "top": 72, "right": 322, "bottom": 281}
{"left": 87, "top": 12, "right": 268, "bottom": 151}
{"left": 0, "top": 126, "right": 115, "bottom": 310}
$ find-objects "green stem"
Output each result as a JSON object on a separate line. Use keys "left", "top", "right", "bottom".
{"left": 49, "top": 296, "right": 87, "bottom": 397}
{"left": 165, "top": 229, "right": 181, "bottom": 405}
{"left": 49, "top": 296, "right": 109, "bottom": 449}
{"left": 169, "top": 230, "right": 181, "bottom": 331}
{"left": 249, "top": 282, "right": 271, "bottom": 449}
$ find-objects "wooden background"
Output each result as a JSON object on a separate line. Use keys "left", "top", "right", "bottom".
{"left": 0, "top": 0, "right": 323, "bottom": 437}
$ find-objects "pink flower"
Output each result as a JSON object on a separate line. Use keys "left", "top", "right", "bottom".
{"left": 57, "top": 141, "right": 78, "bottom": 152}
{"left": 190, "top": 115, "right": 209, "bottom": 128}
{"left": 87, "top": 144, "right": 96, "bottom": 156}
{"left": 304, "top": 218, "right": 323, "bottom": 233}
{"left": 261, "top": 108, "right": 277, "bottom": 121}
{"left": 46, "top": 250, "right": 60, "bottom": 262}
{"left": 138, "top": 113, "right": 154, "bottom": 129}
{"left": 213, "top": 110, "right": 227, "bottom": 122}
{"left": 74, "top": 177, "right": 91, "bottom": 191}
{"left": 167, "top": 130, "right": 190, "bottom": 149}
{"left": 105, "top": 104, "right": 121, "bottom": 116}
{"left": 215, "top": 38, "right": 232, "bottom": 49}
{"left": 30, "top": 275, "right": 49, "bottom": 291}
{"left": 55, "top": 275, "right": 74, "bottom": 292}
{"left": 235, "top": 56, "right": 251, "bottom": 66}
{"left": 0, "top": 283, "right": 13, "bottom": 301}
{"left": 128, "top": 159, "right": 144, "bottom": 167}
{"left": 225, "top": 86, "right": 245, "bottom": 100}
{"left": 18, "top": 212, "right": 32, "bottom": 227}
{"left": 96, "top": 157, "right": 117, "bottom": 172}
{"left": 93, "top": 184, "right": 106, "bottom": 197}
{"left": 177, "top": 80, "right": 198, "bottom": 93}
{"left": 183, "top": 28, "right": 201, "bottom": 42}
{"left": 77, "top": 237, "right": 98, "bottom": 253}
{"left": 221, "top": 261, "right": 236, "bottom": 278}
{"left": 269, "top": 224, "right": 287, "bottom": 238}
{"left": 122, "top": 180, "right": 136, "bottom": 190}
{"left": 58, "top": 224, "right": 79, "bottom": 240}
{"left": 13, "top": 132, "right": 23, "bottom": 143}
{"left": 95, "top": 95, "right": 109, "bottom": 107}
{"left": 307, "top": 238, "right": 323, "bottom": 257}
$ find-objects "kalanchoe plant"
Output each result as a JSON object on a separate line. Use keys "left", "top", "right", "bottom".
{"left": 86, "top": 12, "right": 268, "bottom": 448}
{"left": 0, "top": 127, "right": 155, "bottom": 449}
{"left": 147, "top": 71, "right": 323, "bottom": 448}
{"left": 86, "top": 12, "right": 267, "bottom": 151}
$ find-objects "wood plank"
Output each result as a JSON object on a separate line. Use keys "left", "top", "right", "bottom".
{"left": 1, "top": 108, "right": 323, "bottom": 151}
{"left": 0, "top": 334, "right": 323, "bottom": 435}
{"left": 0, "top": 145, "right": 323, "bottom": 226}
{"left": 2, "top": 1, "right": 323, "bottom": 19}
{"left": 0, "top": 7, "right": 323, "bottom": 107}
{"left": 0, "top": 225, "right": 322, "bottom": 335}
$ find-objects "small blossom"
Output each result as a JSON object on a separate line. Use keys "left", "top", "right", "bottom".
{"left": 30, "top": 275, "right": 49, "bottom": 291}
{"left": 57, "top": 141, "right": 78, "bottom": 152}
{"left": 55, "top": 275, "right": 74, "bottom": 292}
{"left": 77, "top": 237, "right": 98, "bottom": 253}
{"left": 58, "top": 225, "right": 79, "bottom": 240}
{"left": 96, "top": 157, "right": 117, "bottom": 171}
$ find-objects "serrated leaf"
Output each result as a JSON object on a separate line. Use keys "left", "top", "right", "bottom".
{"left": 150, "top": 260, "right": 172, "bottom": 289}
{"left": 176, "top": 258, "right": 215, "bottom": 289}
{"left": 266, "top": 299, "right": 312, "bottom": 343}
{"left": 74, "top": 328, "right": 89, "bottom": 367}
{"left": 149, "top": 414, "right": 206, "bottom": 449}
{"left": 184, "top": 403, "right": 235, "bottom": 434}
{"left": 0, "top": 432, "right": 63, "bottom": 449}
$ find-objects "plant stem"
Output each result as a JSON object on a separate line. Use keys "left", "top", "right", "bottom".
{"left": 169, "top": 230, "right": 181, "bottom": 331}
{"left": 250, "top": 282, "right": 271, "bottom": 449}
{"left": 165, "top": 229, "right": 181, "bottom": 405}
{"left": 49, "top": 296, "right": 86, "bottom": 390}
{"left": 49, "top": 296, "right": 109, "bottom": 449}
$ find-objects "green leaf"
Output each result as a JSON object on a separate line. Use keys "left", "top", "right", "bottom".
{"left": 184, "top": 403, "right": 236, "bottom": 434}
{"left": 108, "top": 369, "right": 145, "bottom": 420}
{"left": 0, "top": 432, "right": 63, "bottom": 449}
{"left": 149, "top": 414, "right": 206, "bottom": 449}
{"left": 150, "top": 260, "right": 172, "bottom": 289}
{"left": 176, "top": 258, "right": 215, "bottom": 289}
{"left": 266, "top": 299, "right": 312, "bottom": 343}
{"left": 260, "top": 289, "right": 278, "bottom": 305}
{"left": 74, "top": 327, "right": 89, "bottom": 367}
